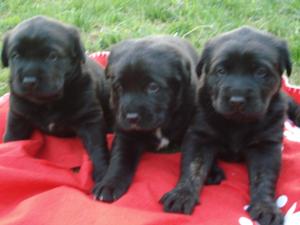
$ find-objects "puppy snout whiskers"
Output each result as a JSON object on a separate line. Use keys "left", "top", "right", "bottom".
{"left": 229, "top": 96, "right": 246, "bottom": 111}
{"left": 22, "top": 76, "right": 37, "bottom": 89}
{"left": 126, "top": 112, "right": 140, "bottom": 124}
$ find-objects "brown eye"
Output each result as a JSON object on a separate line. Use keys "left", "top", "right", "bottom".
{"left": 107, "top": 72, "right": 114, "bottom": 79}
{"left": 114, "top": 82, "right": 123, "bottom": 93}
{"left": 147, "top": 82, "right": 160, "bottom": 94}
{"left": 216, "top": 67, "right": 227, "bottom": 76}
{"left": 47, "top": 52, "right": 58, "bottom": 61}
{"left": 11, "top": 51, "right": 20, "bottom": 60}
{"left": 255, "top": 67, "right": 268, "bottom": 78}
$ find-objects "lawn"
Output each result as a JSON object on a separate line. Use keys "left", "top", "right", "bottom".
{"left": 0, "top": 0, "right": 300, "bottom": 96}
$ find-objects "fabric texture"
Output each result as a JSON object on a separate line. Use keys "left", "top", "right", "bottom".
{"left": 0, "top": 52, "right": 299, "bottom": 225}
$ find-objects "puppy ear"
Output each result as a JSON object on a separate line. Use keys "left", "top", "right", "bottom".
{"left": 104, "top": 41, "right": 131, "bottom": 79}
{"left": 173, "top": 57, "right": 193, "bottom": 111}
{"left": 68, "top": 27, "right": 86, "bottom": 63}
{"left": 277, "top": 40, "right": 292, "bottom": 76}
{"left": 196, "top": 57, "right": 205, "bottom": 78}
{"left": 104, "top": 52, "right": 115, "bottom": 79}
{"left": 180, "top": 58, "right": 192, "bottom": 85}
{"left": 196, "top": 45, "right": 211, "bottom": 78}
{"left": 104, "top": 64, "right": 112, "bottom": 79}
{"left": 1, "top": 32, "right": 10, "bottom": 67}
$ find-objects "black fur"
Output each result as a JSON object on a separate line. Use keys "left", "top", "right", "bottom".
{"left": 93, "top": 36, "right": 199, "bottom": 202}
{"left": 1, "top": 16, "right": 111, "bottom": 193}
{"left": 160, "top": 26, "right": 294, "bottom": 225}
{"left": 286, "top": 94, "right": 300, "bottom": 126}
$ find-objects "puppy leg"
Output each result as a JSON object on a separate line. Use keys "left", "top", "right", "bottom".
{"left": 245, "top": 144, "right": 284, "bottom": 225}
{"left": 286, "top": 94, "right": 300, "bottom": 126}
{"left": 93, "top": 133, "right": 144, "bottom": 202}
{"left": 205, "top": 162, "right": 226, "bottom": 185}
{"left": 77, "top": 123, "right": 109, "bottom": 182}
{"left": 160, "top": 131, "right": 216, "bottom": 214}
{"left": 4, "top": 111, "right": 33, "bottom": 142}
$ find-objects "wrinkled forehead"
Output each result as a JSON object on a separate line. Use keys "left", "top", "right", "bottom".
{"left": 8, "top": 22, "right": 70, "bottom": 54}
{"left": 211, "top": 39, "right": 278, "bottom": 66}
{"left": 112, "top": 56, "right": 174, "bottom": 88}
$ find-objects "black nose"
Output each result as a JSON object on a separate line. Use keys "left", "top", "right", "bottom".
{"left": 22, "top": 76, "right": 37, "bottom": 89}
{"left": 229, "top": 96, "right": 246, "bottom": 110}
{"left": 126, "top": 113, "right": 140, "bottom": 124}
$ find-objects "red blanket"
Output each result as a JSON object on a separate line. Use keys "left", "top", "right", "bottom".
{"left": 0, "top": 53, "right": 299, "bottom": 225}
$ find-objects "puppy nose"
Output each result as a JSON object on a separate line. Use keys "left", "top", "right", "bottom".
{"left": 22, "top": 76, "right": 37, "bottom": 89}
{"left": 229, "top": 96, "right": 245, "bottom": 109}
{"left": 126, "top": 113, "right": 140, "bottom": 124}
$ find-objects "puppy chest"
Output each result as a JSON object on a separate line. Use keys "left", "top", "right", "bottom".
{"left": 218, "top": 132, "right": 248, "bottom": 161}
{"left": 31, "top": 114, "right": 75, "bottom": 137}
{"left": 155, "top": 129, "right": 170, "bottom": 150}
{"left": 45, "top": 122, "right": 74, "bottom": 136}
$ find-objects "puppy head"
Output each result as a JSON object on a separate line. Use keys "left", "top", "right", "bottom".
{"left": 106, "top": 38, "right": 193, "bottom": 131}
{"left": 197, "top": 26, "right": 292, "bottom": 121}
{"left": 1, "top": 16, "right": 85, "bottom": 103}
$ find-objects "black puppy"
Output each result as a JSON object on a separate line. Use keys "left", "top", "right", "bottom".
{"left": 160, "top": 27, "right": 294, "bottom": 225}
{"left": 94, "top": 36, "right": 199, "bottom": 202}
{"left": 1, "top": 16, "right": 111, "bottom": 194}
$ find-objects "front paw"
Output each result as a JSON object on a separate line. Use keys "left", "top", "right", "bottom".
{"left": 93, "top": 178, "right": 130, "bottom": 202}
{"left": 247, "top": 201, "right": 284, "bottom": 225}
{"left": 159, "top": 187, "right": 199, "bottom": 214}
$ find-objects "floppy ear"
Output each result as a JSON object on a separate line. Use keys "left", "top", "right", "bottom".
{"left": 179, "top": 57, "right": 192, "bottom": 86}
{"left": 277, "top": 40, "right": 292, "bottom": 76}
{"left": 172, "top": 57, "right": 193, "bottom": 111}
{"left": 104, "top": 40, "right": 133, "bottom": 79}
{"left": 68, "top": 26, "right": 86, "bottom": 63}
{"left": 104, "top": 50, "right": 117, "bottom": 79}
{"left": 196, "top": 56, "right": 205, "bottom": 78}
{"left": 196, "top": 45, "right": 211, "bottom": 78}
{"left": 104, "top": 62, "right": 112, "bottom": 79}
{"left": 1, "top": 32, "right": 10, "bottom": 67}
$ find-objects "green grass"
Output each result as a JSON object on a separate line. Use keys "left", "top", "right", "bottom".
{"left": 1, "top": 0, "right": 300, "bottom": 95}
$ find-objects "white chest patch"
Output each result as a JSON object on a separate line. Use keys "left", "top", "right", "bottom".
{"left": 48, "top": 122, "right": 56, "bottom": 132}
{"left": 155, "top": 129, "right": 170, "bottom": 150}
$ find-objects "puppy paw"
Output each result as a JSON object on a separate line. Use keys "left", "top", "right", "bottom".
{"left": 92, "top": 179, "right": 129, "bottom": 202}
{"left": 247, "top": 201, "right": 284, "bottom": 225}
{"left": 159, "top": 187, "right": 199, "bottom": 214}
{"left": 205, "top": 164, "right": 226, "bottom": 185}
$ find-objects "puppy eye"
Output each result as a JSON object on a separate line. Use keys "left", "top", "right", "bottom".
{"left": 216, "top": 67, "right": 227, "bottom": 76}
{"left": 107, "top": 72, "right": 114, "bottom": 79}
{"left": 114, "top": 82, "right": 123, "bottom": 93}
{"left": 11, "top": 51, "right": 20, "bottom": 60}
{"left": 147, "top": 82, "right": 160, "bottom": 94}
{"left": 47, "top": 52, "right": 58, "bottom": 61}
{"left": 255, "top": 67, "right": 268, "bottom": 78}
